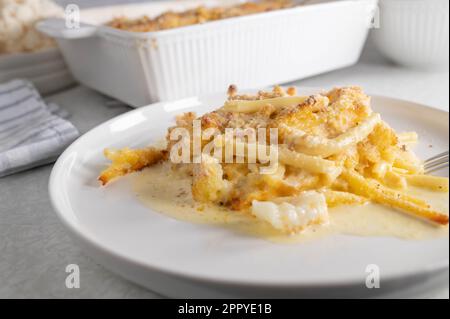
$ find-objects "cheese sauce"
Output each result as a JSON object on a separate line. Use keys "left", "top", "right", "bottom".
{"left": 132, "top": 163, "right": 449, "bottom": 243}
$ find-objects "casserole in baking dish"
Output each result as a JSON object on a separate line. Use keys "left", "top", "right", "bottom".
{"left": 38, "top": 0, "right": 378, "bottom": 107}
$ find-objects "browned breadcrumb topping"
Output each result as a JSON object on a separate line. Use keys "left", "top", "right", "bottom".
{"left": 107, "top": 0, "right": 294, "bottom": 32}
{"left": 166, "top": 85, "right": 382, "bottom": 210}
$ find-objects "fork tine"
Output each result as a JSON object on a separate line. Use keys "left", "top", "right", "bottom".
{"left": 425, "top": 158, "right": 449, "bottom": 169}
{"left": 425, "top": 160, "right": 449, "bottom": 170}
{"left": 424, "top": 151, "right": 449, "bottom": 168}
{"left": 425, "top": 162, "right": 449, "bottom": 174}
{"left": 424, "top": 151, "right": 449, "bottom": 164}
{"left": 423, "top": 151, "right": 449, "bottom": 174}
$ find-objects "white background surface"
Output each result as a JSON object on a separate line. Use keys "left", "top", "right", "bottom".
{"left": 0, "top": 0, "right": 448, "bottom": 298}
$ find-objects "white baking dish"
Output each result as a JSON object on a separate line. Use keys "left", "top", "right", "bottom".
{"left": 38, "top": 0, "right": 377, "bottom": 107}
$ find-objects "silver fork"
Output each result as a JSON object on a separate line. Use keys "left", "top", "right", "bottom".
{"left": 424, "top": 151, "right": 449, "bottom": 174}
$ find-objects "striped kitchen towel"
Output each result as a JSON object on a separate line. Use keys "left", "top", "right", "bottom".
{"left": 0, "top": 79, "right": 79, "bottom": 177}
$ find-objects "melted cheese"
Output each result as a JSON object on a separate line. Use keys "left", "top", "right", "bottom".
{"left": 132, "top": 163, "right": 449, "bottom": 243}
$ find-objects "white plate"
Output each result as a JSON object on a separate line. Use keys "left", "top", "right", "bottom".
{"left": 49, "top": 89, "right": 449, "bottom": 298}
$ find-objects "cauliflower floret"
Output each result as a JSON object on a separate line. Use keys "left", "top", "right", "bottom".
{"left": 192, "top": 155, "right": 231, "bottom": 203}
{"left": 252, "top": 191, "right": 329, "bottom": 233}
{"left": 0, "top": 0, "right": 63, "bottom": 54}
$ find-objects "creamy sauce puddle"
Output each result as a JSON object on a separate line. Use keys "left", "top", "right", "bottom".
{"left": 132, "top": 163, "right": 449, "bottom": 243}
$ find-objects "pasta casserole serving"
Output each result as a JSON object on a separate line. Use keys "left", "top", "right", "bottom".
{"left": 98, "top": 85, "right": 449, "bottom": 235}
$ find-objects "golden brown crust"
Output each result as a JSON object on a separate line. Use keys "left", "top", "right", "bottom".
{"left": 107, "top": 0, "right": 294, "bottom": 32}
{"left": 98, "top": 147, "right": 166, "bottom": 185}
{"left": 164, "top": 86, "right": 389, "bottom": 210}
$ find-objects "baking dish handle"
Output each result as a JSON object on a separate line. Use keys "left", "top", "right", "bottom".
{"left": 36, "top": 18, "right": 98, "bottom": 39}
